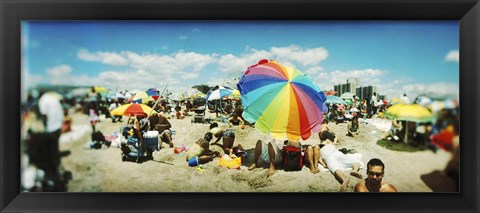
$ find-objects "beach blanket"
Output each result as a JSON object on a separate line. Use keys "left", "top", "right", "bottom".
{"left": 325, "top": 152, "right": 364, "bottom": 173}
{"left": 321, "top": 144, "right": 364, "bottom": 173}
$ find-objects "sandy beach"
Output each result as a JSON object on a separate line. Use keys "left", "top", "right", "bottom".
{"left": 57, "top": 111, "right": 456, "bottom": 192}
{"left": 54, "top": 110, "right": 454, "bottom": 192}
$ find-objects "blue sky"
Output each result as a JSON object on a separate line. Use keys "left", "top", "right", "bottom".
{"left": 22, "top": 21, "right": 459, "bottom": 100}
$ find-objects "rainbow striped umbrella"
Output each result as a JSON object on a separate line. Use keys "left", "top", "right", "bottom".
{"left": 237, "top": 59, "right": 327, "bottom": 141}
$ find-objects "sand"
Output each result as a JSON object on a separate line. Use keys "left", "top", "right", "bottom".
{"left": 58, "top": 111, "right": 456, "bottom": 192}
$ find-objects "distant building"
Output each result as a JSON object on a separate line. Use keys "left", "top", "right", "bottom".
{"left": 334, "top": 78, "right": 359, "bottom": 97}
{"left": 356, "top": 85, "right": 377, "bottom": 101}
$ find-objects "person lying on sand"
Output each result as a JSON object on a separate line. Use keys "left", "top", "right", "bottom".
{"left": 355, "top": 158, "right": 397, "bottom": 192}
{"left": 185, "top": 132, "right": 221, "bottom": 165}
{"left": 320, "top": 143, "right": 364, "bottom": 191}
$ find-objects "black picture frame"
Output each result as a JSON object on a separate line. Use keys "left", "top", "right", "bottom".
{"left": 1, "top": 0, "right": 479, "bottom": 212}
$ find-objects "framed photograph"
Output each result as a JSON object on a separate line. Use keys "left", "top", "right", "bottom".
{"left": 1, "top": 0, "right": 479, "bottom": 212}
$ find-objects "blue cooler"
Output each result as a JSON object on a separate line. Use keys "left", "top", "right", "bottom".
{"left": 143, "top": 131, "right": 159, "bottom": 151}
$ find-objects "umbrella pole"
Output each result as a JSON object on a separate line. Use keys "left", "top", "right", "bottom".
{"left": 404, "top": 121, "right": 408, "bottom": 144}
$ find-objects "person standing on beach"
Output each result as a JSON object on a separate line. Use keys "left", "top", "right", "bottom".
{"left": 370, "top": 92, "right": 378, "bottom": 117}
{"left": 354, "top": 158, "right": 398, "bottom": 192}
{"left": 38, "top": 92, "right": 65, "bottom": 178}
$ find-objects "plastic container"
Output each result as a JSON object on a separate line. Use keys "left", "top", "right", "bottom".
{"left": 187, "top": 156, "right": 199, "bottom": 167}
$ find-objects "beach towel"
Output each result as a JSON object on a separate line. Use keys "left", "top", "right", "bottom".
{"left": 218, "top": 155, "right": 241, "bottom": 170}
{"left": 324, "top": 151, "right": 364, "bottom": 173}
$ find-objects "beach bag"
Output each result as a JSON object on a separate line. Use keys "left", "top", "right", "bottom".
{"left": 282, "top": 146, "right": 304, "bottom": 171}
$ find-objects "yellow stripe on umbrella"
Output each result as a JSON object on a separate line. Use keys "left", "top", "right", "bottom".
{"left": 110, "top": 103, "right": 156, "bottom": 116}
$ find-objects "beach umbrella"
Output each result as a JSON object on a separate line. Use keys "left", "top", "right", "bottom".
{"left": 324, "top": 95, "right": 347, "bottom": 105}
{"left": 384, "top": 104, "right": 434, "bottom": 143}
{"left": 237, "top": 59, "right": 327, "bottom": 141}
{"left": 325, "top": 90, "right": 337, "bottom": 96}
{"left": 132, "top": 91, "right": 154, "bottom": 104}
{"left": 93, "top": 86, "right": 109, "bottom": 93}
{"left": 384, "top": 104, "right": 433, "bottom": 123}
{"left": 146, "top": 88, "right": 160, "bottom": 100}
{"left": 110, "top": 103, "right": 156, "bottom": 116}
{"left": 340, "top": 92, "right": 354, "bottom": 100}
{"left": 227, "top": 89, "right": 242, "bottom": 99}
{"left": 182, "top": 88, "right": 205, "bottom": 99}
{"left": 206, "top": 86, "right": 234, "bottom": 101}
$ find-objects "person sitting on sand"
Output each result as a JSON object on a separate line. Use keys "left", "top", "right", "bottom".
{"left": 209, "top": 122, "right": 244, "bottom": 156}
{"left": 155, "top": 111, "right": 174, "bottom": 148}
{"left": 354, "top": 158, "right": 397, "bottom": 192}
{"left": 248, "top": 139, "right": 285, "bottom": 177}
{"left": 346, "top": 118, "right": 360, "bottom": 137}
{"left": 318, "top": 119, "right": 339, "bottom": 144}
{"left": 319, "top": 143, "right": 364, "bottom": 191}
{"left": 185, "top": 132, "right": 221, "bottom": 165}
{"left": 304, "top": 144, "right": 327, "bottom": 174}
{"left": 226, "top": 112, "right": 244, "bottom": 127}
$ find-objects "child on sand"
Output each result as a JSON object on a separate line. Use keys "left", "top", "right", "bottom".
{"left": 185, "top": 132, "right": 221, "bottom": 164}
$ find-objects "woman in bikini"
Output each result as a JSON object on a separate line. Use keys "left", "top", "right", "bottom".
{"left": 209, "top": 122, "right": 244, "bottom": 156}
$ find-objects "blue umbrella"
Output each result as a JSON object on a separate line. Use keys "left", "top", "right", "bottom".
{"left": 324, "top": 96, "right": 346, "bottom": 105}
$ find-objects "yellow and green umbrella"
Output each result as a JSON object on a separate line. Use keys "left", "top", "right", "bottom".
{"left": 384, "top": 104, "right": 433, "bottom": 123}
{"left": 384, "top": 104, "right": 434, "bottom": 143}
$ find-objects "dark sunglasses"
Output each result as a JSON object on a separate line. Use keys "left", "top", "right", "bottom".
{"left": 367, "top": 171, "right": 384, "bottom": 176}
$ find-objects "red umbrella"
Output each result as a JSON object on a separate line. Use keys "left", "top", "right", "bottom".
{"left": 325, "top": 91, "right": 337, "bottom": 96}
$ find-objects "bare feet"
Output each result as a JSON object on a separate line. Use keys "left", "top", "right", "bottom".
{"left": 309, "top": 165, "right": 319, "bottom": 174}
{"left": 340, "top": 178, "right": 350, "bottom": 192}
{"left": 266, "top": 167, "right": 276, "bottom": 177}
{"left": 350, "top": 171, "right": 363, "bottom": 179}
{"left": 248, "top": 164, "right": 257, "bottom": 171}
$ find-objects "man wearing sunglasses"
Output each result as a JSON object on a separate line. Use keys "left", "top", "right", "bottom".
{"left": 354, "top": 158, "right": 398, "bottom": 192}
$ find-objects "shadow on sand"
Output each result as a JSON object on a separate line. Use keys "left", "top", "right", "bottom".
{"left": 420, "top": 170, "right": 458, "bottom": 192}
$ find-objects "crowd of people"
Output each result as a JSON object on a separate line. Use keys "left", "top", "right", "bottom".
{"left": 20, "top": 86, "right": 459, "bottom": 192}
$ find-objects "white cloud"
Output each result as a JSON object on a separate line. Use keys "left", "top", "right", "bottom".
{"left": 217, "top": 45, "right": 329, "bottom": 74}
{"left": 77, "top": 49, "right": 128, "bottom": 66}
{"left": 46, "top": 64, "right": 72, "bottom": 77}
{"left": 305, "top": 66, "right": 324, "bottom": 76}
{"left": 445, "top": 50, "right": 459, "bottom": 63}
{"left": 328, "top": 69, "right": 385, "bottom": 85}
{"left": 271, "top": 45, "right": 329, "bottom": 66}
{"left": 403, "top": 82, "right": 459, "bottom": 99}
{"left": 179, "top": 36, "right": 188, "bottom": 40}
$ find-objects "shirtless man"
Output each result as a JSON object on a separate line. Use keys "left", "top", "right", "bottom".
{"left": 354, "top": 158, "right": 398, "bottom": 192}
